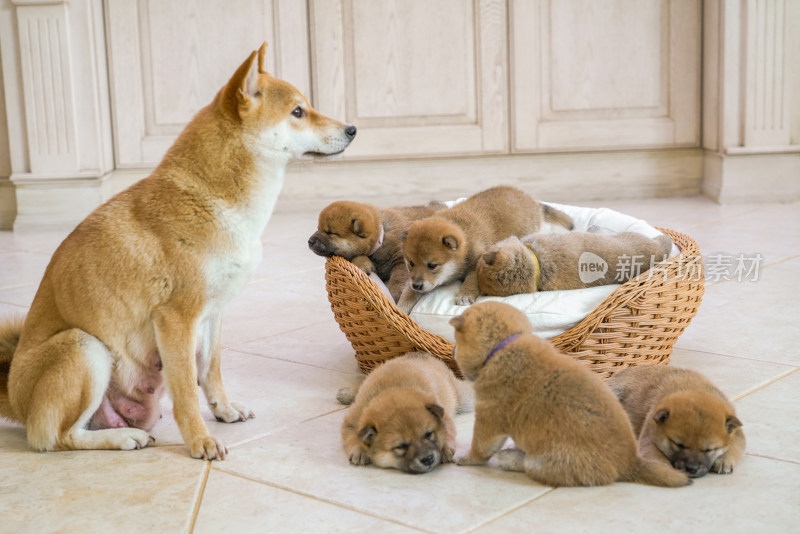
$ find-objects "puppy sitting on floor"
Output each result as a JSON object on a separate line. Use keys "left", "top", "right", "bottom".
{"left": 450, "top": 301, "right": 689, "bottom": 487}
{"left": 398, "top": 186, "right": 573, "bottom": 312}
{"left": 308, "top": 200, "right": 446, "bottom": 300}
{"left": 338, "top": 352, "right": 474, "bottom": 474}
{"left": 477, "top": 231, "right": 673, "bottom": 297}
{"left": 607, "top": 366, "right": 745, "bottom": 478}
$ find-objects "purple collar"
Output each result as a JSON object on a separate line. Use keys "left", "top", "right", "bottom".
{"left": 485, "top": 334, "right": 521, "bottom": 364}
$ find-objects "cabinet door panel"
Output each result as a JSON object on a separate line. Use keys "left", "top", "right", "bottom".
{"left": 511, "top": 0, "right": 700, "bottom": 152}
{"left": 310, "top": 0, "right": 507, "bottom": 158}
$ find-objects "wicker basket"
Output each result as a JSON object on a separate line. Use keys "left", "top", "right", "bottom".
{"left": 325, "top": 227, "right": 704, "bottom": 380}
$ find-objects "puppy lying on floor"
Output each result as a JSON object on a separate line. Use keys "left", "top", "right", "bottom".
{"left": 607, "top": 366, "right": 745, "bottom": 478}
{"left": 450, "top": 302, "right": 689, "bottom": 487}
{"left": 477, "top": 231, "right": 673, "bottom": 297}
{"left": 308, "top": 200, "right": 446, "bottom": 300}
{"left": 337, "top": 352, "right": 473, "bottom": 474}
{"left": 398, "top": 186, "right": 573, "bottom": 312}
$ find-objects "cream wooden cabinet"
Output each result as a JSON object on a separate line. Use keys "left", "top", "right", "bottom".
{"left": 510, "top": 0, "right": 701, "bottom": 152}
{"left": 307, "top": 0, "right": 508, "bottom": 159}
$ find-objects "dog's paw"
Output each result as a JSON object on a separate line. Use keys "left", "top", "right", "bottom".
{"left": 454, "top": 295, "right": 475, "bottom": 307}
{"left": 455, "top": 455, "right": 486, "bottom": 467}
{"left": 189, "top": 435, "right": 228, "bottom": 461}
{"left": 211, "top": 400, "right": 255, "bottom": 423}
{"left": 711, "top": 455, "right": 736, "bottom": 475}
{"left": 441, "top": 446, "right": 456, "bottom": 464}
{"left": 352, "top": 256, "right": 374, "bottom": 274}
{"left": 348, "top": 449, "right": 370, "bottom": 466}
{"left": 493, "top": 448, "right": 526, "bottom": 472}
{"left": 119, "top": 428, "right": 154, "bottom": 451}
{"left": 336, "top": 387, "right": 356, "bottom": 405}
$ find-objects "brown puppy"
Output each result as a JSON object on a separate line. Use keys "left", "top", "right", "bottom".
{"left": 450, "top": 302, "right": 689, "bottom": 487}
{"left": 0, "top": 43, "right": 355, "bottom": 459}
{"left": 477, "top": 231, "right": 673, "bottom": 297}
{"left": 398, "top": 186, "right": 572, "bottom": 312}
{"left": 607, "top": 366, "right": 745, "bottom": 478}
{"left": 308, "top": 200, "right": 446, "bottom": 300}
{"left": 338, "top": 352, "right": 473, "bottom": 474}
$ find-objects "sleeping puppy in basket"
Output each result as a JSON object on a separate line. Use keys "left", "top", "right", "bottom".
{"left": 337, "top": 352, "right": 474, "bottom": 474}
{"left": 398, "top": 185, "right": 573, "bottom": 312}
{"left": 477, "top": 230, "right": 673, "bottom": 297}
{"left": 451, "top": 301, "right": 690, "bottom": 487}
{"left": 308, "top": 200, "right": 446, "bottom": 300}
{"left": 607, "top": 366, "right": 745, "bottom": 478}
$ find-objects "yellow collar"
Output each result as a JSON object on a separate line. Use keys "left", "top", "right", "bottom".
{"left": 524, "top": 243, "right": 541, "bottom": 289}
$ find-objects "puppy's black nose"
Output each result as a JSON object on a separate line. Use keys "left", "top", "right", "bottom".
{"left": 420, "top": 454, "right": 435, "bottom": 467}
{"left": 345, "top": 124, "right": 357, "bottom": 139}
{"left": 308, "top": 237, "right": 316, "bottom": 247}
{"left": 412, "top": 282, "right": 424, "bottom": 291}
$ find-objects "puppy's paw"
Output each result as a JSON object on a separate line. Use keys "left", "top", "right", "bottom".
{"left": 189, "top": 435, "right": 228, "bottom": 461}
{"left": 494, "top": 448, "right": 526, "bottom": 472}
{"left": 455, "top": 455, "right": 486, "bottom": 467}
{"left": 336, "top": 387, "right": 356, "bottom": 405}
{"left": 352, "top": 256, "right": 375, "bottom": 274}
{"left": 711, "top": 455, "right": 736, "bottom": 475}
{"left": 441, "top": 446, "right": 456, "bottom": 464}
{"left": 118, "top": 428, "right": 154, "bottom": 451}
{"left": 454, "top": 295, "right": 475, "bottom": 307}
{"left": 211, "top": 400, "right": 255, "bottom": 423}
{"left": 347, "top": 449, "right": 370, "bottom": 466}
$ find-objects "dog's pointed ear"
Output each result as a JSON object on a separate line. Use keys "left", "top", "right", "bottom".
{"left": 653, "top": 408, "right": 670, "bottom": 424}
{"left": 399, "top": 231, "right": 408, "bottom": 243}
{"left": 257, "top": 41, "right": 268, "bottom": 74}
{"left": 449, "top": 315, "right": 465, "bottom": 331}
{"left": 426, "top": 403, "right": 444, "bottom": 420}
{"left": 222, "top": 49, "right": 260, "bottom": 118}
{"left": 443, "top": 236, "right": 459, "bottom": 250}
{"left": 352, "top": 218, "right": 366, "bottom": 238}
{"left": 482, "top": 251, "right": 497, "bottom": 266}
{"left": 358, "top": 425, "right": 377, "bottom": 445}
{"left": 726, "top": 415, "right": 743, "bottom": 433}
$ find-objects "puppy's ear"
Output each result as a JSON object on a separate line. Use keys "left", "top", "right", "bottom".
{"left": 351, "top": 218, "right": 366, "bottom": 237}
{"left": 443, "top": 236, "right": 459, "bottom": 250}
{"left": 426, "top": 403, "right": 444, "bottom": 420}
{"left": 399, "top": 230, "right": 408, "bottom": 243}
{"left": 449, "top": 315, "right": 465, "bottom": 331}
{"left": 725, "top": 415, "right": 743, "bottom": 433}
{"left": 358, "top": 425, "right": 377, "bottom": 445}
{"left": 482, "top": 251, "right": 497, "bottom": 266}
{"left": 653, "top": 409, "right": 670, "bottom": 424}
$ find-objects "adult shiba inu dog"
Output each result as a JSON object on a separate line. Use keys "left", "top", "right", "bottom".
{"left": 308, "top": 200, "right": 446, "bottom": 300}
{"left": 337, "top": 352, "right": 473, "bottom": 474}
{"left": 0, "top": 43, "right": 355, "bottom": 460}
{"left": 476, "top": 231, "right": 673, "bottom": 297}
{"left": 397, "top": 186, "right": 572, "bottom": 313}
{"left": 450, "top": 302, "right": 689, "bottom": 487}
{"left": 608, "top": 366, "right": 745, "bottom": 478}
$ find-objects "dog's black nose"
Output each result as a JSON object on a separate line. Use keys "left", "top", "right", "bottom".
{"left": 412, "top": 282, "right": 424, "bottom": 291}
{"left": 344, "top": 124, "right": 357, "bottom": 139}
{"left": 308, "top": 237, "right": 316, "bottom": 247}
{"left": 420, "top": 454, "right": 435, "bottom": 466}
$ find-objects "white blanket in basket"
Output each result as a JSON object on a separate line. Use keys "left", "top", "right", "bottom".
{"left": 368, "top": 202, "right": 680, "bottom": 343}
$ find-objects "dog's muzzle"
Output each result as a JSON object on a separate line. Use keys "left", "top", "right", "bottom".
{"left": 307, "top": 234, "right": 331, "bottom": 257}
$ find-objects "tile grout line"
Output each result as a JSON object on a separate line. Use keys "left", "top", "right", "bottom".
{"left": 672, "top": 345, "right": 798, "bottom": 369}
{"left": 209, "top": 467, "right": 433, "bottom": 533}
{"left": 461, "top": 487, "right": 557, "bottom": 534}
{"left": 188, "top": 460, "right": 212, "bottom": 533}
{"left": 732, "top": 366, "right": 800, "bottom": 402}
{"left": 744, "top": 451, "right": 800, "bottom": 466}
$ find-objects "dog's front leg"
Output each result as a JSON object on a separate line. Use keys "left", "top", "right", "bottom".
{"left": 154, "top": 311, "right": 227, "bottom": 460}
{"left": 454, "top": 272, "right": 480, "bottom": 306}
{"left": 199, "top": 315, "right": 254, "bottom": 423}
{"left": 456, "top": 411, "right": 508, "bottom": 466}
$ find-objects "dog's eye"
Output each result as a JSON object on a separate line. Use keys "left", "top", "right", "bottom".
{"left": 393, "top": 444, "right": 408, "bottom": 455}
{"left": 704, "top": 447, "right": 718, "bottom": 453}
{"left": 292, "top": 107, "right": 305, "bottom": 118}
{"left": 427, "top": 262, "right": 437, "bottom": 270}
{"left": 670, "top": 440, "right": 685, "bottom": 449}
{"left": 424, "top": 431, "right": 434, "bottom": 440}
{"left": 408, "top": 260, "right": 415, "bottom": 268}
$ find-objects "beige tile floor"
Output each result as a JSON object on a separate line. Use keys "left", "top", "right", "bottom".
{"left": 0, "top": 194, "right": 798, "bottom": 533}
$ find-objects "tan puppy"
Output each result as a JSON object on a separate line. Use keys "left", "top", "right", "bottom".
{"left": 338, "top": 352, "right": 474, "bottom": 474}
{"left": 398, "top": 186, "right": 572, "bottom": 312}
{"left": 608, "top": 366, "right": 745, "bottom": 478}
{"left": 477, "top": 231, "right": 673, "bottom": 296}
{"left": 308, "top": 200, "right": 446, "bottom": 300}
{"left": 450, "top": 302, "right": 689, "bottom": 487}
{"left": 0, "top": 43, "right": 355, "bottom": 459}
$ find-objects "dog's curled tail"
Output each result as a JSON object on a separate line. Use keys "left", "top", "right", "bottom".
{"left": 627, "top": 457, "right": 691, "bottom": 487}
{"left": 543, "top": 205, "right": 574, "bottom": 231}
{"left": 0, "top": 315, "right": 24, "bottom": 422}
